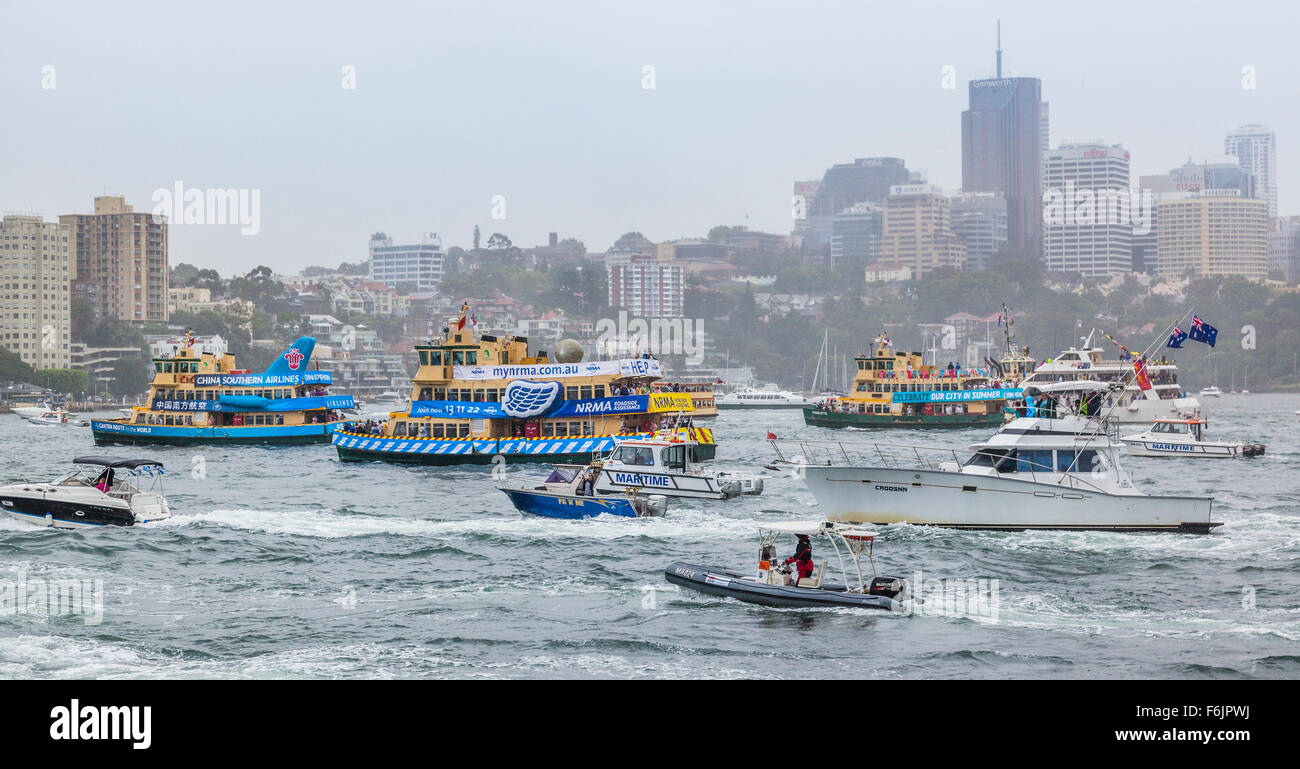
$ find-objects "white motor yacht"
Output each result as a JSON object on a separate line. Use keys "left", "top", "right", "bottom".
{"left": 782, "top": 382, "right": 1219, "bottom": 533}
{"left": 0, "top": 456, "right": 171, "bottom": 529}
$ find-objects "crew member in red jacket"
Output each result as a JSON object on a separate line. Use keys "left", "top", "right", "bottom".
{"left": 784, "top": 535, "right": 814, "bottom": 584}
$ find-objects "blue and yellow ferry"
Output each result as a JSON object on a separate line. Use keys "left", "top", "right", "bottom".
{"left": 91, "top": 334, "right": 354, "bottom": 446}
{"left": 332, "top": 307, "right": 714, "bottom": 465}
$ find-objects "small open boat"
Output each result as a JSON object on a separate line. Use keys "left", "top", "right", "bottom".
{"left": 666, "top": 521, "right": 906, "bottom": 610}
{"left": 499, "top": 466, "right": 667, "bottom": 519}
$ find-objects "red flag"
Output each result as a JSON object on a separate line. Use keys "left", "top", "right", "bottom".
{"left": 766, "top": 431, "right": 777, "bottom": 440}
{"left": 1133, "top": 358, "right": 1153, "bottom": 391}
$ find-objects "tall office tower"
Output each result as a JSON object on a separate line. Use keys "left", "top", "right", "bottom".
{"left": 829, "top": 202, "right": 883, "bottom": 273}
{"left": 1040, "top": 102, "right": 1050, "bottom": 174}
{"left": 950, "top": 192, "right": 1008, "bottom": 270}
{"left": 1156, "top": 194, "right": 1268, "bottom": 280}
{"left": 368, "top": 232, "right": 445, "bottom": 292}
{"left": 1225, "top": 124, "right": 1277, "bottom": 218}
{"left": 59, "top": 196, "right": 168, "bottom": 323}
{"left": 962, "top": 76, "right": 1043, "bottom": 258}
{"left": 606, "top": 250, "right": 684, "bottom": 318}
{"left": 1042, "top": 142, "right": 1134, "bottom": 276}
{"left": 879, "top": 185, "right": 967, "bottom": 276}
{"left": 805, "top": 158, "right": 911, "bottom": 250}
{"left": 0, "top": 215, "right": 73, "bottom": 368}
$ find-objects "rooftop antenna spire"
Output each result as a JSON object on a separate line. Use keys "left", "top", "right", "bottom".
{"left": 996, "top": 20, "right": 1003, "bottom": 78}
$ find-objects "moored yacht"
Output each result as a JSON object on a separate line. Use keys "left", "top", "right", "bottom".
{"left": 788, "top": 382, "right": 1219, "bottom": 533}
{"left": 1199, "top": 385, "right": 1223, "bottom": 398}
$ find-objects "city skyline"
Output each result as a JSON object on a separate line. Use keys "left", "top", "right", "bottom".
{"left": 3, "top": 1, "right": 1298, "bottom": 274}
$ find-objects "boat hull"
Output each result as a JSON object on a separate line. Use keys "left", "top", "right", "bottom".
{"left": 803, "top": 465, "right": 1219, "bottom": 533}
{"left": 90, "top": 420, "right": 342, "bottom": 446}
{"left": 333, "top": 429, "right": 716, "bottom": 465}
{"left": 803, "top": 407, "right": 1005, "bottom": 429}
{"left": 500, "top": 488, "right": 640, "bottom": 519}
{"left": 717, "top": 402, "right": 808, "bottom": 409}
{"left": 0, "top": 494, "right": 135, "bottom": 528}
{"left": 665, "top": 562, "right": 900, "bottom": 611}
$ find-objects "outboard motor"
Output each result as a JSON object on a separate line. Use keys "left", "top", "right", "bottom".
{"left": 869, "top": 575, "right": 907, "bottom": 600}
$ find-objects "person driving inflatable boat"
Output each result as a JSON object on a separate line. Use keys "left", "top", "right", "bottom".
{"left": 782, "top": 534, "right": 814, "bottom": 584}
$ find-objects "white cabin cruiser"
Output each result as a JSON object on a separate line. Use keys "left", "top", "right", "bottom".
{"left": 1019, "top": 330, "right": 1202, "bottom": 424}
{"left": 0, "top": 456, "right": 171, "bottom": 529}
{"left": 785, "top": 382, "right": 1219, "bottom": 533}
{"left": 561, "top": 434, "right": 762, "bottom": 500}
{"left": 716, "top": 386, "right": 812, "bottom": 409}
{"left": 1199, "top": 385, "right": 1223, "bottom": 398}
{"left": 1121, "top": 418, "right": 1265, "bottom": 458}
{"left": 25, "top": 409, "right": 84, "bottom": 426}
{"left": 11, "top": 401, "right": 59, "bottom": 419}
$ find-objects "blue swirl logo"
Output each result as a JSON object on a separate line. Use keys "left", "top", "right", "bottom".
{"left": 502, "top": 380, "right": 562, "bottom": 418}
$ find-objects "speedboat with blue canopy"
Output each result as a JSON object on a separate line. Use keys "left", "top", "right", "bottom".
{"left": 0, "top": 456, "right": 170, "bottom": 529}
{"left": 91, "top": 332, "right": 355, "bottom": 445}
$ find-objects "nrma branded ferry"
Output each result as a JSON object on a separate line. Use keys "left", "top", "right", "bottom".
{"left": 91, "top": 334, "right": 354, "bottom": 446}
{"left": 332, "top": 311, "right": 713, "bottom": 465}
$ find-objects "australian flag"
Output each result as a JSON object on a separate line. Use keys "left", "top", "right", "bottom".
{"left": 1188, "top": 315, "right": 1218, "bottom": 347}
{"left": 1166, "top": 325, "right": 1187, "bottom": 349}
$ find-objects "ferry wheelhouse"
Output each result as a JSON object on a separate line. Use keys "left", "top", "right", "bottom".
{"left": 802, "top": 335, "right": 1018, "bottom": 428}
{"left": 90, "top": 335, "right": 354, "bottom": 446}
{"left": 331, "top": 310, "right": 715, "bottom": 465}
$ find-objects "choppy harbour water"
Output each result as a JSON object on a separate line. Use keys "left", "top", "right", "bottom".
{"left": 1, "top": 395, "right": 1298, "bottom": 679}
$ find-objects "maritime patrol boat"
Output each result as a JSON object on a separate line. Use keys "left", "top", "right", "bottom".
{"left": 90, "top": 333, "right": 354, "bottom": 445}
{"left": 0, "top": 457, "right": 170, "bottom": 529}
{"left": 1121, "top": 417, "right": 1265, "bottom": 458}
{"left": 558, "top": 433, "right": 762, "bottom": 500}
{"left": 803, "top": 334, "right": 1018, "bottom": 429}
{"left": 332, "top": 304, "right": 715, "bottom": 465}
{"left": 666, "top": 521, "right": 907, "bottom": 610}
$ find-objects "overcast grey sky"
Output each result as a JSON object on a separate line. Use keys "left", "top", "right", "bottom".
{"left": 3, "top": 0, "right": 1296, "bottom": 274}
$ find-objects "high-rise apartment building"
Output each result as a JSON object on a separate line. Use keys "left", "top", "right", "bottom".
{"left": 1042, "top": 142, "right": 1133, "bottom": 276}
{"left": 368, "top": 232, "right": 445, "bottom": 292}
{"left": 59, "top": 195, "right": 168, "bottom": 323}
{"left": 0, "top": 215, "right": 73, "bottom": 368}
{"left": 606, "top": 250, "right": 684, "bottom": 317}
{"left": 1156, "top": 194, "right": 1268, "bottom": 280}
{"left": 1225, "top": 124, "right": 1277, "bottom": 218}
{"left": 1268, "top": 216, "right": 1300, "bottom": 282}
{"left": 879, "top": 185, "right": 967, "bottom": 276}
{"left": 950, "top": 192, "right": 1008, "bottom": 270}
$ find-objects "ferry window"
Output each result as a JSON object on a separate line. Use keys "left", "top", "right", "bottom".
{"left": 593, "top": 385, "right": 605, "bottom": 398}
{"left": 135, "top": 414, "right": 145, "bottom": 424}
{"left": 434, "top": 388, "right": 446, "bottom": 400}
{"left": 473, "top": 389, "right": 485, "bottom": 402}
{"left": 394, "top": 422, "right": 407, "bottom": 437}
{"left": 276, "top": 415, "right": 284, "bottom": 425}
{"left": 457, "top": 424, "right": 469, "bottom": 438}
{"left": 432, "top": 424, "right": 445, "bottom": 438}
{"left": 486, "top": 389, "right": 499, "bottom": 402}
{"left": 582, "top": 421, "right": 593, "bottom": 435}
{"left": 419, "top": 351, "right": 428, "bottom": 366}
{"left": 419, "top": 388, "right": 432, "bottom": 400}
{"left": 155, "top": 363, "right": 163, "bottom": 373}
{"left": 452, "top": 351, "right": 465, "bottom": 365}
{"left": 1016, "top": 450, "right": 1053, "bottom": 473}
{"left": 580, "top": 386, "right": 592, "bottom": 399}
{"left": 554, "top": 422, "right": 567, "bottom": 437}
{"left": 566, "top": 386, "right": 579, "bottom": 400}
{"left": 541, "top": 422, "right": 555, "bottom": 436}
{"left": 569, "top": 422, "right": 581, "bottom": 435}
{"left": 466, "top": 351, "right": 477, "bottom": 365}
